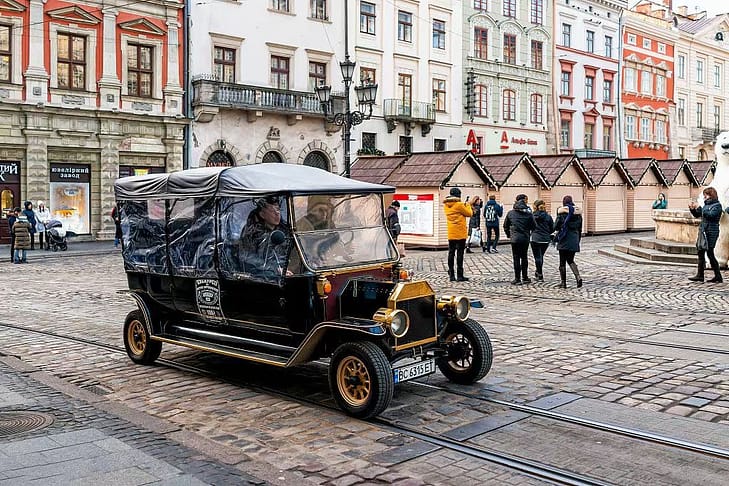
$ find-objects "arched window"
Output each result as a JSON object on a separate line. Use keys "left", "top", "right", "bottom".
{"left": 698, "top": 149, "right": 708, "bottom": 161}
{"left": 502, "top": 89, "right": 516, "bottom": 121}
{"left": 206, "top": 150, "right": 234, "bottom": 167}
{"left": 303, "top": 151, "right": 330, "bottom": 171}
{"left": 262, "top": 151, "right": 284, "bottom": 163}
{"left": 530, "top": 94, "right": 543, "bottom": 124}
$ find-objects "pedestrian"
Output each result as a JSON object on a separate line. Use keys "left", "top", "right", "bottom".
{"left": 22, "top": 201, "right": 37, "bottom": 250}
{"left": 504, "top": 194, "right": 535, "bottom": 285}
{"left": 688, "top": 187, "right": 723, "bottom": 283}
{"left": 466, "top": 196, "right": 483, "bottom": 253}
{"left": 443, "top": 187, "right": 473, "bottom": 282}
{"left": 7, "top": 207, "right": 18, "bottom": 262}
{"left": 553, "top": 195, "right": 583, "bottom": 288}
{"left": 35, "top": 200, "right": 50, "bottom": 250}
{"left": 530, "top": 199, "right": 554, "bottom": 281}
{"left": 652, "top": 192, "right": 668, "bottom": 210}
{"left": 483, "top": 194, "right": 503, "bottom": 253}
{"left": 12, "top": 211, "right": 31, "bottom": 263}
{"left": 386, "top": 200, "right": 401, "bottom": 242}
{"left": 111, "top": 205, "right": 123, "bottom": 248}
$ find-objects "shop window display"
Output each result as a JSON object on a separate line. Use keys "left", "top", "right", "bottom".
{"left": 49, "top": 163, "right": 90, "bottom": 234}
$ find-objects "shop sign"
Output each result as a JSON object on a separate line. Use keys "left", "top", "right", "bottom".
{"left": 0, "top": 161, "right": 19, "bottom": 183}
{"left": 50, "top": 163, "right": 91, "bottom": 183}
{"left": 499, "top": 131, "right": 539, "bottom": 150}
{"left": 394, "top": 194, "right": 434, "bottom": 236}
{"left": 466, "top": 129, "right": 478, "bottom": 153}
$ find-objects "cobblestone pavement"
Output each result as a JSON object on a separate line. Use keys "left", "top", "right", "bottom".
{"left": 1, "top": 233, "right": 728, "bottom": 484}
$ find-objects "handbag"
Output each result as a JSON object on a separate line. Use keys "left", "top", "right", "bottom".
{"left": 468, "top": 228, "right": 482, "bottom": 246}
{"left": 696, "top": 229, "right": 708, "bottom": 250}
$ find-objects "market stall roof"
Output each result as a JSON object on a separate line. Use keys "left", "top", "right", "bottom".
{"left": 580, "top": 156, "right": 632, "bottom": 187}
{"left": 531, "top": 154, "right": 593, "bottom": 187}
{"left": 655, "top": 159, "right": 698, "bottom": 185}
{"left": 687, "top": 160, "right": 716, "bottom": 185}
{"left": 475, "top": 152, "right": 548, "bottom": 188}
{"left": 351, "top": 155, "right": 408, "bottom": 184}
{"left": 114, "top": 163, "right": 395, "bottom": 200}
{"left": 620, "top": 158, "right": 668, "bottom": 186}
{"left": 384, "top": 151, "right": 495, "bottom": 187}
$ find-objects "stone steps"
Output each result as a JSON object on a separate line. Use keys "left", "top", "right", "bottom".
{"left": 597, "top": 248, "right": 692, "bottom": 267}
{"left": 629, "top": 237, "right": 697, "bottom": 255}
{"left": 601, "top": 236, "right": 698, "bottom": 267}
{"left": 613, "top": 244, "right": 697, "bottom": 265}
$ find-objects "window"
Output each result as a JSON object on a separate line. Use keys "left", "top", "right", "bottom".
{"left": 605, "top": 36, "right": 613, "bottom": 58}
{"left": 503, "top": 0, "right": 516, "bottom": 17}
{"left": 433, "top": 20, "right": 446, "bottom": 49}
{"left": 432, "top": 78, "right": 446, "bottom": 111}
{"left": 360, "top": 2, "right": 376, "bottom": 34}
{"left": 642, "top": 38, "right": 651, "bottom": 49}
{"left": 603, "top": 80, "right": 612, "bottom": 103}
{"left": 625, "top": 115, "right": 635, "bottom": 139}
{"left": 715, "top": 64, "right": 721, "bottom": 88}
{"left": 398, "top": 136, "right": 412, "bottom": 154}
{"left": 531, "top": 41, "right": 543, "bottom": 70}
{"left": 584, "top": 123, "right": 594, "bottom": 149}
{"left": 214, "top": 47, "right": 235, "bottom": 83}
{"left": 126, "top": 43, "right": 151, "bottom": 97}
{"left": 434, "top": 139, "right": 447, "bottom": 151}
{"left": 586, "top": 31, "right": 594, "bottom": 53}
{"left": 699, "top": 149, "right": 707, "bottom": 160}
{"left": 530, "top": 94, "right": 543, "bottom": 124}
{"left": 398, "top": 11, "right": 412, "bottom": 42}
{"left": 641, "top": 118, "right": 650, "bottom": 140}
{"left": 696, "top": 102, "right": 704, "bottom": 127}
{"left": 270, "top": 55, "right": 289, "bottom": 89}
{"left": 627, "top": 33, "right": 636, "bottom": 45}
{"left": 58, "top": 33, "right": 86, "bottom": 91}
{"left": 360, "top": 67, "right": 376, "bottom": 85}
{"left": 362, "top": 132, "right": 376, "bottom": 151}
{"left": 624, "top": 67, "right": 636, "bottom": 91}
{"left": 562, "top": 24, "right": 571, "bottom": 47}
{"left": 585, "top": 76, "right": 594, "bottom": 100}
{"left": 475, "top": 137, "right": 483, "bottom": 154}
{"left": 677, "top": 98, "right": 685, "bottom": 125}
{"left": 657, "top": 42, "right": 666, "bottom": 54}
{"left": 603, "top": 125, "right": 612, "bottom": 150}
{"left": 474, "top": 0, "right": 488, "bottom": 12}
{"left": 475, "top": 28, "right": 488, "bottom": 59}
{"left": 560, "top": 120, "right": 570, "bottom": 147}
{"left": 503, "top": 34, "right": 516, "bottom": 64}
{"left": 398, "top": 73, "right": 412, "bottom": 108}
{"left": 502, "top": 89, "right": 516, "bottom": 121}
{"left": 677, "top": 55, "right": 685, "bottom": 79}
{"left": 271, "top": 0, "right": 289, "bottom": 12}
{"left": 311, "top": 0, "right": 327, "bottom": 20}
{"left": 530, "top": 0, "right": 543, "bottom": 24}
{"left": 656, "top": 120, "right": 666, "bottom": 143}
{"left": 714, "top": 105, "right": 721, "bottom": 129}
{"left": 641, "top": 71, "right": 652, "bottom": 94}
{"left": 0, "top": 25, "right": 10, "bottom": 82}
{"left": 308, "top": 61, "right": 326, "bottom": 91}
{"left": 678, "top": 146, "right": 685, "bottom": 159}
{"left": 560, "top": 71, "right": 571, "bottom": 96}
{"left": 697, "top": 60, "right": 704, "bottom": 84}
{"left": 475, "top": 84, "right": 488, "bottom": 117}
{"left": 656, "top": 75, "right": 665, "bottom": 97}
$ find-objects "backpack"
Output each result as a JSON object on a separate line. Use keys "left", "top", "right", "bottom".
{"left": 484, "top": 204, "right": 497, "bottom": 223}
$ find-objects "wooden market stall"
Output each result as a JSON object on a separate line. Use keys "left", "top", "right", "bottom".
{"left": 351, "top": 155, "right": 408, "bottom": 207}
{"left": 621, "top": 158, "right": 668, "bottom": 230}
{"left": 686, "top": 160, "right": 716, "bottom": 199}
{"left": 581, "top": 157, "right": 632, "bottom": 234}
{"left": 531, "top": 154, "right": 593, "bottom": 231}
{"left": 476, "top": 151, "right": 548, "bottom": 217}
{"left": 655, "top": 159, "right": 697, "bottom": 210}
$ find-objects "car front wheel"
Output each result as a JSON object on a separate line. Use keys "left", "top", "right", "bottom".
{"left": 123, "top": 310, "right": 162, "bottom": 365}
{"left": 329, "top": 342, "right": 394, "bottom": 419}
{"left": 437, "top": 318, "right": 493, "bottom": 384}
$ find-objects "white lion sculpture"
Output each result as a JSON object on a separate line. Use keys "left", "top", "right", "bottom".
{"left": 702, "top": 131, "right": 729, "bottom": 266}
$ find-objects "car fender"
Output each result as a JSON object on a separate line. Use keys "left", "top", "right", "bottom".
{"left": 120, "top": 290, "right": 159, "bottom": 336}
{"left": 287, "top": 319, "right": 387, "bottom": 366}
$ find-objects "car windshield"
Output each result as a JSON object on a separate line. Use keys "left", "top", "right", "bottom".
{"left": 293, "top": 193, "right": 398, "bottom": 270}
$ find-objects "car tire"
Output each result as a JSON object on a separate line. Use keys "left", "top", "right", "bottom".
{"left": 437, "top": 318, "right": 493, "bottom": 385}
{"left": 123, "top": 309, "right": 162, "bottom": 365}
{"left": 329, "top": 341, "right": 394, "bottom": 419}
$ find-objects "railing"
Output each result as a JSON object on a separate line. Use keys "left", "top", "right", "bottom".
{"left": 574, "top": 149, "right": 616, "bottom": 158}
{"left": 691, "top": 127, "right": 723, "bottom": 142}
{"left": 383, "top": 99, "right": 436, "bottom": 123}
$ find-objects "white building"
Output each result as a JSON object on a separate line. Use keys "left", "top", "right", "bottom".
{"left": 189, "top": 0, "right": 464, "bottom": 172}
{"left": 554, "top": 0, "right": 625, "bottom": 156}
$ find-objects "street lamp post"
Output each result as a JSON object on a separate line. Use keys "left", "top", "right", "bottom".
{"left": 314, "top": 1, "right": 377, "bottom": 178}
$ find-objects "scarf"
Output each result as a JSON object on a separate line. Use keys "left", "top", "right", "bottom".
{"left": 556, "top": 202, "right": 574, "bottom": 242}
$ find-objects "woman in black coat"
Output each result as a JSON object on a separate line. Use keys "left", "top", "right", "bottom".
{"left": 466, "top": 196, "right": 483, "bottom": 253}
{"left": 689, "top": 187, "right": 723, "bottom": 283}
{"left": 530, "top": 199, "right": 554, "bottom": 281}
{"left": 504, "top": 194, "right": 536, "bottom": 284}
{"left": 553, "top": 195, "right": 583, "bottom": 288}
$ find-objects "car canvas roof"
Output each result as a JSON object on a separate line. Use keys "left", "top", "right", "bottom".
{"left": 114, "top": 163, "right": 395, "bottom": 200}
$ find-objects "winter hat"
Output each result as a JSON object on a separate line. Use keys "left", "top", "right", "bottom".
{"left": 562, "top": 195, "right": 574, "bottom": 206}
{"left": 516, "top": 194, "right": 528, "bottom": 202}
{"left": 533, "top": 199, "right": 545, "bottom": 210}
{"left": 449, "top": 187, "right": 462, "bottom": 198}
{"left": 390, "top": 200, "right": 400, "bottom": 207}
{"left": 37, "top": 200, "right": 45, "bottom": 208}
{"left": 307, "top": 195, "right": 334, "bottom": 212}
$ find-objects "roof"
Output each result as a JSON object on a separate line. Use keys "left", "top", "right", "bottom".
{"left": 687, "top": 160, "right": 716, "bottom": 185}
{"left": 384, "top": 151, "right": 495, "bottom": 187}
{"left": 475, "top": 152, "right": 548, "bottom": 188}
{"left": 620, "top": 157, "right": 668, "bottom": 185}
{"left": 530, "top": 154, "right": 593, "bottom": 187}
{"left": 676, "top": 16, "right": 717, "bottom": 34}
{"left": 655, "top": 159, "right": 697, "bottom": 185}
{"left": 351, "top": 155, "right": 407, "bottom": 184}
{"left": 579, "top": 157, "right": 631, "bottom": 186}
{"left": 114, "top": 163, "right": 394, "bottom": 200}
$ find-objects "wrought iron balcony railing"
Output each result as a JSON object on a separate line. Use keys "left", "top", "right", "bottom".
{"left": 691, "top": 126, "right": 723, "bottom": 142}
{"left": 383, "top": 99, "right": 436, "bottom": 124}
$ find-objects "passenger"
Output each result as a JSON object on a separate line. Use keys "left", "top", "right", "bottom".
{"left": 297, "top": 195, "right": 335, "bottom": 231}
{"left": 239, "top": 196, "right": 291, "bottom": 278}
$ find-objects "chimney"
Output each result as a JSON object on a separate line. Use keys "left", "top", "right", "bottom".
{"left": 676, "top": 5, "right": 687, "bottom": 16}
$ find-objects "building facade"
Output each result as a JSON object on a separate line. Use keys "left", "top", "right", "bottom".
{"left": 554, "top": 0, "right": 625, "bottom": 157}
{"left": 462, "top": 0, "right": 554, "bottom": 155}
{"left": 0, "top": 0, "right": 185, "bottom": 244}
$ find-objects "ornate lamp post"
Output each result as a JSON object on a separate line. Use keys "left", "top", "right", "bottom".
{"left": 315, "top": 2, "right": 377, "bottom": 178}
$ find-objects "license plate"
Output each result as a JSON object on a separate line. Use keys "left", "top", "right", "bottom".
{"left": 393, "top": 358, "right": 436, "bottom": 384}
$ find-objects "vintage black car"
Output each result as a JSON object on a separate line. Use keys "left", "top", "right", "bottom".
{"left": 115, "top": 164, "right": 493, "bottom": 418}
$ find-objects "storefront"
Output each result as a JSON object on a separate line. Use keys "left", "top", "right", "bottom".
{"left": 49, "top": 163, "right": 91, "bottom": 235}
{"left": 119, "top": 165, "right": 166, "bottom": 178}
{"left": 0, "top": 161, "right": 20, "bottom": 244}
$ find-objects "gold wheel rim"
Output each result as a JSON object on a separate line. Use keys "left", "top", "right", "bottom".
{"left": 337, "top": 356, "right": 371, "bottom": 407}
{"left": 127, "top": 319, "right": 147, "bottom": 356}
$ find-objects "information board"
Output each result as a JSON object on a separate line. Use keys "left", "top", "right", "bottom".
{"left": 395, "top": 194, "right": 434, "bottom": 236}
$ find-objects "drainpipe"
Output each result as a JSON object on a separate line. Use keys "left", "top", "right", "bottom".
{"left": 182, "top": 0, "right": 191, "bottom": 170}
{"left": 616, "top": 11, "right": 624, "bottom": 159}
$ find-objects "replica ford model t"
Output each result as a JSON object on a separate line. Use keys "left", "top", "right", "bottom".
{"left": 115, "top": 164, "right": 493, "bottom": 418}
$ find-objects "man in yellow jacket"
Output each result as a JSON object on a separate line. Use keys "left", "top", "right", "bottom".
{"left": 443, "top": 187, "right": 473, "bottom": 281}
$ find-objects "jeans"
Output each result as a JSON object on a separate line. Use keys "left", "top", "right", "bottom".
{"left": 38, "top": 231, "right": 44, "bottom": 249}
{"left": 485, "top": 225, "right": 500, "bottom": 250}
{"left": 530, "top": 242, "right": 549, "bottom": 276}
{"left": 698, "top": 247, "right": 720, "bottom": 278}
{"left": 447, "top": 239, "right": 466, "bottom": 278}
{"left": 511, "top": 242, "right": 529, "bottom": 280}
{"left": 14, "top": 248, "right": 26, "bottom": 263}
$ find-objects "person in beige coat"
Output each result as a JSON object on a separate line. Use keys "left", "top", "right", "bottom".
{"left": 12, "top": 213, "right": 31, "bottom": 263}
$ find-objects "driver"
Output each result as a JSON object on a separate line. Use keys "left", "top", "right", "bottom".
{"left": 239, "top": 196, "right": 291, "bottom": 278}
{"left": 297, "top": 195, "right": 334, "bottom": 231}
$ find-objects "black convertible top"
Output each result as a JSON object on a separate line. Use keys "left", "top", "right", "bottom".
{"left": 114, "top": 163, "right": 395, "bottom": 200}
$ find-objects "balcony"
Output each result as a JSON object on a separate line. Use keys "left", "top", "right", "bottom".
{"left": 690, "top": 127, "right": 723, "bottom": 143}
{"left": 383, "top": 99, "right": 436, "bottom": 135}
{"left": 192, "top": 76, "right": 342, "bottom": 124}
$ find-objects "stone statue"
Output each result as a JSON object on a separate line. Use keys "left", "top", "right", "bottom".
{"left": 700, "top": 131, "right": 729, "bottom": 266}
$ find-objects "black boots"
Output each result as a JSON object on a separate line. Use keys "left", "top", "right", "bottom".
{"left": 559, "top": 267, "right": 567, "bottom": 288}
{"left": 448, "top": 270, "right": 456, "bottom": 282}
{"left": 688, "top": 269, "right": 704, "bottom": 282}
{"left": 569, "top": 263, "right": 582, "bottom": 288}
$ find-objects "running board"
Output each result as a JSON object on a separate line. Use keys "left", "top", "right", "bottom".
{"left": 152, "top": 334, "right": 290, "bottom": 367}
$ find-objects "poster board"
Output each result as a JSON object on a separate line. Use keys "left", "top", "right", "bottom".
{"left": 395, "top": 194, "right": 434, "bottom": 236}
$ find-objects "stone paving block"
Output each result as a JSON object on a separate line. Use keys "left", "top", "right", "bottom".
{"left": 526, "top": 392, "right": 581, "bottom": 410}
{"left": 40, "top": 442, "right": 108, "bottom": 463}
{"left": 47, "top": 429, "right": 109, "bottom": 447}
{"left": 680, "top": 397, "right": 712, "bottom": 407}
{"left": 154, "top": 475, "right": 210, "bottom": 486}
{"left": 327, "top": 474, "right": 364, "bottom": 486}
{"left": 0, "top": 436, "right": 60, "bottom": 455}
{"left": 368, "top": 440, "right": 440, "bottom": 467}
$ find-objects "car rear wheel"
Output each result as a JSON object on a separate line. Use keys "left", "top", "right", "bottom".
{"left": 123, "top": 310, "right": 162, "bottom": 365}
{"left": 329, "top": 342, "right": 393, "bottom": 419}
{"left": 437, "top": 318, "right": 492, "bottom": 384}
